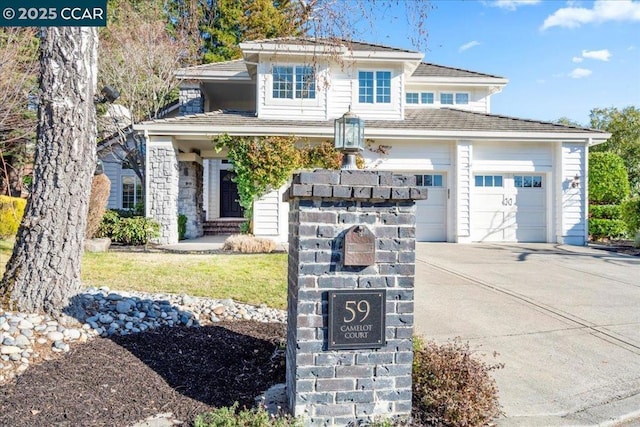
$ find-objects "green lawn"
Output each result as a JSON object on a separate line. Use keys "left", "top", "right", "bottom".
{"left": 1, "top": 241, "right": 288, "bottom": 309}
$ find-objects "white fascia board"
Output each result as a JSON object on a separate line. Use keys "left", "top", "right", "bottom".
{"left": 176, "top": 71, "right": 250, "bottom": 81}
{"left": 408, "top": 76, "right": 509, "bottom": 86}
{"left": 136, "top": 123, "right": 610, "bottom": 144}
{"left": 138, "top": 124, "right": 334, "bottom": 138}
{"left": 369, "top": 128, "right": 611, "bottom": 142}
{"left": 240, "top": 42, "right": 345, "bottom": 57}
{"left": 349, "top": 51, "right": 424, "bottom": 62}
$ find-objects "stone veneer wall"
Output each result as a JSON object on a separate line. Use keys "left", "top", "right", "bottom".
{"left": 286, "top": 170, "right": 426, "bottom": 425}
{"left": 179, "top": 85, "right": 204, "bottom": 115}
{"left": 178, "top": 161, "right": 204, "bottom": 239}
{"left": 147, "top": 143, "right": 179, "bottom": 244}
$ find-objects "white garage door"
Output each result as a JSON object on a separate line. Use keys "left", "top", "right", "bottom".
{"left": 415, "top": 173, "right": 447, "bottom": 241}
{"left": 471, "top": 174, "right": 546, "bottom": 242}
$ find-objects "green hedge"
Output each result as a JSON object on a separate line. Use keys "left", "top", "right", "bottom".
{"left": 0, "top": 196, "right": 26, "bottom": 239}
{"left": 621, "top": 197, "right": 640, "bottom": 236}
{"left": 589, "top": 218, "right": 627, "bottom": 241}
{"left": 589, "top": 204, "right": 621, "bottom": 220}
{"left": 97, "top": 209, "right": 160, "bottom": 245}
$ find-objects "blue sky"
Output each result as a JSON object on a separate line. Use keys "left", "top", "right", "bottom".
{"left": 358, "top": 0, "right": 640, "bottom": 126}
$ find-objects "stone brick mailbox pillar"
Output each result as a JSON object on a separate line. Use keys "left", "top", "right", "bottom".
{"left": 286, "top": 170, "right": 427, "bottom": 425}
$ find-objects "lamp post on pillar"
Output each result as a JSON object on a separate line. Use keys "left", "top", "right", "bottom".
{"left": 334, "top": 108, "right": 364, "bottom": 170}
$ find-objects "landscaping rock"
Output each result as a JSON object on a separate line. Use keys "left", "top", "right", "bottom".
{"left": 0, "top": 287, "right": 286, "bottom": 386}
{"left": 84, "top": 237, "right": 111, "bottom": 253}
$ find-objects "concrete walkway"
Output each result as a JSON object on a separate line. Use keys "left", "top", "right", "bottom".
{"left": 158, "top": 235, "right": 228, "bottom": 252}
{"left": 414, "top": 243, "right": 640, "bottom": 426}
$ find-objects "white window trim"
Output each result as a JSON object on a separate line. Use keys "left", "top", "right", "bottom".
{"left": 265, "top": 63, "right": 320, "bottom": 107}
{"left": 355, "top": 68, "right": 396, "bottom": 110}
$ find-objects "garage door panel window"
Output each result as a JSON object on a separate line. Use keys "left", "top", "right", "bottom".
{"left": 416, "top": 174, "right": 443, "bottom": 187}
{"left": 514, "top": 175, "right": 542, "bottom": 188}
{"left": 475, "top": 175, "right": 503, "bottom": 187}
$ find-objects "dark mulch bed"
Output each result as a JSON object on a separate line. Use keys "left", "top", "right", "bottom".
{"left": 590, "top": 240, "right": 640, "bottom": 257}
{"left": 0, "top": 321, "right": 286, "bottom": 427}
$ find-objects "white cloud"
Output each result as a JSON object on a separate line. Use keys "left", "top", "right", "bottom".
{"left": 490, "top": 0, "right": 541, "bottom": 11}
{"left": 581, "top": 49, "right": 611, "bottom": 61}
{"left": 569, "top": 68, "right": 592, "bottom": 79}
{"left": 541, "top": 0, "right": 640, "bottom": 30}
{"left": 459, "top": 41, "right": 481, "bottom": 52}
{"left": 629, "top": 46, "right": 636, "bottom": 51}
{"left": 572, "top": 56, "right": 583, "bottom": 63}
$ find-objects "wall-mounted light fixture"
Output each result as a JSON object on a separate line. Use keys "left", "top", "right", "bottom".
{"left": 571, "top": 174, "right": 580, "bottom": 189}
{"left": 334, "top": 107, "right": 364, "bottom": 170}
{"left": 95, "top": 85, "right": 120, "bottom": 104}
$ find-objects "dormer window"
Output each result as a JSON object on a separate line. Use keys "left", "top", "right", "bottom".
{"left": 359, "top": 71, "right": 391, "bottom": 104}
{"left": 273, "top": 65, "right": 315, "bottom": 99}
{"left": 406, "top": 92, "right": 435, "bottom": 105}
{"left": 440, "top": 92, "right": 469, "bottom": 105}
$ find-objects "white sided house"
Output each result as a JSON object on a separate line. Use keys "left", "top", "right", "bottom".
{"left": 134, "top": 38, "right": 610, "bottom": 246}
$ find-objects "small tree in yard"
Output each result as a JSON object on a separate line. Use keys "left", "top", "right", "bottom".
{"left": 98, "top": 1, "right": 189, "bottom": 198}
{"left": 0, "top": 27, "right": 98, "bottom": 316}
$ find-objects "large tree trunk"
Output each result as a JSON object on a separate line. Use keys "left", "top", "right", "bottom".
{"left": 0, "top": 27, "right": 98, "bottom": 316}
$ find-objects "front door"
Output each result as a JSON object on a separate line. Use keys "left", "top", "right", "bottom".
{"left": 220, "top": 170, "right": 243, "bottom": 217}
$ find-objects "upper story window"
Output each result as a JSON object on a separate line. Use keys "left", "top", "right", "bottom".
{"left": 406, "top": 93, "right": 419, "bottom": 104}
{"left": 440, "top": 93, "right": 454, "bottom": 105}
{"left": 273, "top": 65, "right": 315, "bottom": 99}
{"left": 455, "top": 93, "right": 469, "bottom": 104}
{"left": 421, "top": 92, "right": 434, "bottom": 104}
{"left": 441, "top": 92, "right": 469, "bottom": 105}
{"left": 359, "top": 71, "right": 391, "bottom": 104}
{"left": 406, "top": 92, "right": 435, "bottom": 105}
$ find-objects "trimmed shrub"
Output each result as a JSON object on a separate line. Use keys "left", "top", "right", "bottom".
{"left": 621, "top": 197, "right": 640, "bottom": 238}
{"left": 194, "top": 403, "right": 299, "bottom": 427}
{"left": 222, "top": 234, "right": 276, "bottom": 253}
{"left": 412, "top": 337, "right": 503, "bottom": 426}
{"left": 589, "top": 204, "right": 621, "bottom": 220}
{"left": 85, "top": 174, "right": 111, "bottom": 239}
{"left": 178, "top": 214, "right": 187, "bottom": 240}
{"left": 0, "top": 196, "right": 26, "bottom": 239}
{"left": 589, "top": 152, "right": 630, "bottom": 205}
{"left": 97, "top": 209, "right": 160, "bottom": 245}
{"left": 589, "top": 218, "right": 627, "bottom": 241}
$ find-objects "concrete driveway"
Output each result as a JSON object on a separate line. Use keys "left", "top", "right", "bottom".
{"left": 414, "top": 243, "right": 640, "bottom": 426}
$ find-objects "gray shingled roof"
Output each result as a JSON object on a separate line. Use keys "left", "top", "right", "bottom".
{"left": 138, "top": 108, "right": 604, "bottom": 135}
{"left": 178, "top": 59, "right": 248, "bottom": 74}
{"left": 244, "top": 37, "right": 420, "bottom": 54}
{"left": 412, "top": 63, "right": 504, "bottom": 79}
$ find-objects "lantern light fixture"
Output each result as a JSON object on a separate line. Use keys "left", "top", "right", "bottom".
{"left": 334, "top": 107, "right": 364, "bottom": 170}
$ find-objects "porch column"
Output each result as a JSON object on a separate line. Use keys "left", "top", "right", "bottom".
{"left": 178, "top": 154, "right": 204, "bottom": 239}
{"left": 146, "top": 136, "right": 179, "bottom": 244}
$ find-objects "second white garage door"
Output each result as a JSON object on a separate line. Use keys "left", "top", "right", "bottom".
{"left": 471, "top": 173, "right": 547, "bottom": 242}
{"left": 415, "top": 173, "right": 447, "bottom": 241}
